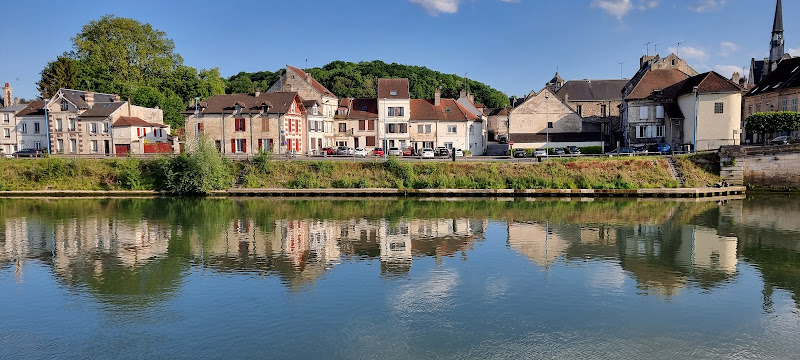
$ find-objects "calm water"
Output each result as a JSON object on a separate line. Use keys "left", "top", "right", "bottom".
{"left": 2, "top": 196, "right": 800, "bottom": 359}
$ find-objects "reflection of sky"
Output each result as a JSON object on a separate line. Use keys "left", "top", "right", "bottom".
{"left": 3, "top": 199, "right": 800, "bottom": 359}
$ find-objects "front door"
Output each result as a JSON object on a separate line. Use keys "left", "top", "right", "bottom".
{"left": 104, "top": 140, "right": 110, "bottom": 154}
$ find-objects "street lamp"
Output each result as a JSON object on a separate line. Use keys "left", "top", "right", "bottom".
{"left": 545, "top": 92, "right": 550, "bottom": 161}
{"left": 693, "top": 86, "right": 698, "bottom": 154}
{"left": 43, "top": 97, "right": 51, "bottom": 153}
{"left": 383, "top": 98, "right": 387, "bottom": 162}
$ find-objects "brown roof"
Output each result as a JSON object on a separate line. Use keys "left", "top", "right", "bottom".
{"left": 486, "top": 108, "right": 510, "bottom": 116}
{"left": 254, "top": 92, "right": 302, "bottom": 114}
{"left": 15, "top": 100, "right": 46, "bottom": 117}
{"left": 79, "top": 102, "right": 125, "bottom": 117}
{"left": 286, "top": 65, "right": 336, "bottom": 98}
{"left": 664, "top": 71, "right": 743, "bottom": 97}
{"left": 626, "top": 70, "right": 689, "bottom": 100}
{"left": 409, "top": 99, "right": 480, "bottom": 121}
{"left": 59, "top": 89, "right": 116, "bottom": 109}
{"left": 338, "top": 98, "right": 352, "bottom": 108}
{"left": 555, "top": 79, "right": 628, "bottom": 101}
{"left": 378, "top": 78, "right": 410, "bottom": 99}
{"left": 183, "top": 92, "right": 301, "bottom": 115}
{"left": 347, "top": 98, "right": 378, "bottom": 119}
{"left": 113, "top": 116, "right": 165, "bottom": 127}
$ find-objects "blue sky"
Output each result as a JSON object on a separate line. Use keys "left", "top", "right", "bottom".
{"left": 1, "top": 0, "right": 797, "bottom": 100}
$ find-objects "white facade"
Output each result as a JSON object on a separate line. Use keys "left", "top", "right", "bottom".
{"left": 17, "top": 115, "right": 48, "bottom": 151}
{"left": 677, "top": 92, "right": 742, "bottom": 151}
{"left": 378, "top": 98, "right": 411, "bottom": 149}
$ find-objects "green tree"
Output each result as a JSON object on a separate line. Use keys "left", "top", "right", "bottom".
{"left": 745, "top": 112, "right": 800, "bottom": 140}
{"left": 37, "top": 56, "right": 78, "bottom": 98}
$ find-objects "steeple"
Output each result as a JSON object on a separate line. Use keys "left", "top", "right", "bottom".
{"left": 769, "top": 0, "right": 785, "bottom": 73}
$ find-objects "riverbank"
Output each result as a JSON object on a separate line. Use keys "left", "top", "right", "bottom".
{"left": 0, "top": 154, "right": 721, "bottom": 193}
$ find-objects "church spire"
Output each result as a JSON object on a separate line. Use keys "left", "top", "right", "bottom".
{"left": 773, "top": 0, "right": 783, "bottom": 33}
{"left": 768, "top": 0, "right": 785, "bottom": 73}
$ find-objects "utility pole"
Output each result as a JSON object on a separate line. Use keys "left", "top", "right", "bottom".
{"left": 644, "top": 41, "right": 653, "bottom": 56}
{"left": 676, "top": 40, "right": 686, "bottom": 57}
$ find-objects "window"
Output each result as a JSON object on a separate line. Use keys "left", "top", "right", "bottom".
{"left": 21, "top": 123, "right": 27, "bottom": 134}
{"left": 3, "top": 113, "right": 9, "bottom": 123}
{"left": 446, "top": 107, "right": 452, "bottom": 113}
{"left": 656, "top": 105, "right": 664, "bottom": 119}
{"left": 90, "top": 122, "right": 98, "bottom": 134}
{"left": 656, "top": 126, "right": 665, "bottom": 137}
{"left": 258, "top": 139, "right": 273, "bottom": 152}
{"left": 781, "top": 99, "right": 789, "bottom": 111}
{"left": 445, "top": 142, "right": 453, "bottom": 150}
{"left": 70, "top": 139, "right": 77, "bottom": 153}
{"left": 418, "top": 125, "right": 424, "bottom": 133}
{"left": 388, "top": 107, "right": 395, "bottom": 116}
{"left": 714, "top": 102, "right": 724, "bottom": 114}
{"left": 639, "top": 106, "right": 649, "bottom": 120}
{"left": 34, "top": 122, "right": 40, "bottom": 134}
{"left": 338, "top": 123, "right": 347, "bottom": 132}
{"left": 388, "top": 123, "right": 396, "bottom": 133}
{"left": 3, "top": 128, "right": 9, "bottom": 138}
{"left": 35, "top": 142, "right": 41, "bottom": 150}
{"left": 61, "top": 101, "right": 68, "bottom": 111}
{"left": 261, "top": 118, "right": 270, "bottom": 132}
{"left": 368, "top": 120, "right": 375, "bottom": 130}
{"left": 447, "top": 125, "right": 457, "bottom": 134}
{"left": 671, "top": 59, "right": 676, "bottom": 66}
{"left": 638, "top": 126, "right": 647, "bottom": 138}
{"left": 103, "top": 122, "right": 109, "bottom": 133}
{"left": 233, "top": 139, "right": 247, "bottom": 153}
{"left": 366, "top": 136, "right": 376, "bottom": 147}
{"left": 425, "top": 124, "right": 432, "bottom": 133}
{"left": 235, "top": 118, "right": 246, "bottom": 132}
{"left": 56, "top": 118, "right": 63, "bottom": 131}
{"left": 57, "top": 139, "right": 63, "bottom": 152}
{"left": 398, "top": 107, "right": 404, "bottom": 116}
{"left": 636, "top": 125, "right": 665, "bottom": 138}
{"left": 576, "top": 105, "right": 582, "bottom": 116}
{"left": 91, "top": 140, "right": 98, "bottom": 152}
{"left": 69, "top": 118, "right": 76, "bottom": 131}
{"left": 793, "top": 98, "right": 798, "bottom": 112}
{"left": 390, "top": 90, "right": 398, "bottom": 96}
{"left": 359, "top": 120, "right": 366, "bottom": 131}
{"left": 601, "top": 105, "right": 607, "bottom": 117}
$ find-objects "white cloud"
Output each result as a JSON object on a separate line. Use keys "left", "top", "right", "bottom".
{"left": 720, "top": 41, "right": 739, "bottom": 56}
{"left": 667, "top": 45, "right": 709, "bottom": 61}
{"left": 788, "top": 48, "right": 800, "bottom": 57}
{"left": 689, "top": 0, "right": 727, "bottom": 12}
{"left": 714, "top": 65, "right": 743, "bottom": 78}
{"left": 410, "top": 0, "right": 459, "bottom": 15}
{"left": 591, "top": 0, "right": 659, "bottom": 20}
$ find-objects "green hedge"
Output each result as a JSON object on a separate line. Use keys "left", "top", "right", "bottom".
{"left": 745, "top": 112, "right": 800, "bottom": 134}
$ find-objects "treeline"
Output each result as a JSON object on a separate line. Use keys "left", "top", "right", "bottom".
{"left": 226, "top": 60, "right": 510, "bottom": 108}
{"left": 36, "top": 16, "right": 509, "bottom": 132}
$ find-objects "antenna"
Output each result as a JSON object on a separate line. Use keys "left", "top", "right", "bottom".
{"left": 644, "top": 41, "right": 653, "bottom": 56}
{"left": 676, "top": 40, "right": 686, "bottom": 57}
{"left": 305, "top": 58, "right": 308, "bottom": 70}
{"left": 617, "top": 59, "right": 632, "bottom": 78}
{"left": 654, "top": 43, "right": 662, "bottom": 55}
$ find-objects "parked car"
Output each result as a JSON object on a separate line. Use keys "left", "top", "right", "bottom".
{"left": 12, "top": 148, "right": 44, "bottom": 158}
{"left": 565, "top": 146, "right": 581, "bottom": 155}
{"left": 513, "top": 148, "right": 527, "bottom": 158}
{"left": 454, "top": 148, "right": 464, "bottom": 157}
{"left": 648, "top": 143, "right": 672, "bottom": 154}
{"left": 771, "top": 136, "right": 794, "bottom": 145}
{"left": 321, "top": 147, "right": 335, "bottom": 155}
{"left": 552, "top": 147, "right": 566, "bottom": 155}
{"left": 533, "top": 148, "right": 547, "bottom": 157}
{"left": 607, "top": 147, "right": 634, "bottom": 156}
{"left": 388, "top": 147, "right": 402, "bottom": 156}
{"left": 403, "top": 147, "right": 415, "bottom": 156}
{"left": 632, "top": 145, "right": 648, "bottom": 154}
{"left": 335, "top": 146, "right": 349, "bottom": 155}
{"left": 372, "top": 147, "right": 384, "bottom": 156}
{"left": 421, "top": 148, "right": 435, "bottom": 158}
{"left": 435, "top": 147, "right": 450, "bottom": 157}
{"left": 497, "top": 135, "right": 508, "bottom": 144}
{"left": 354, "top": 148, "right": 368, "bottom": 157}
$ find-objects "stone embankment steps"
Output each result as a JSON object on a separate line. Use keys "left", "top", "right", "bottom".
{"left": 234, "top": 167, "right": 248, "bottom": 189}
{"left": 666, "top": 156, "right": 686, "bottom": 187}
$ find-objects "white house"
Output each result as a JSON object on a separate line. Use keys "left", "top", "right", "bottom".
{"left": 377, "top": 78, "right": 411, "bottom": 150}
{"left": 409, "top": 90, "right": 484, "bottom": 154}
{"left": 111, "top": 116, "right": 171, "bottom": 154}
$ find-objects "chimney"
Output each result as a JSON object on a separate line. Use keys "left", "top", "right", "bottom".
{"left": 731, "top": 72, "right": 740, "bottom": 85}
{"left": 435, "top": 88, "right": 441, "bottom": 106}
{"left": 127, "top": 98, "right": 131, "bottom": 116}
{"left": 468, "top": 93, "right": 474, "bottom": 103}
{"left": 255, "top": 91, "right": 261, "bottom": 97}
{"left": 189, "top": 98, "right": 195, "bottom": 107}
{"left": 2, "top": 83, "right": 11, "bottom": 108}
{"left": 460, "top": 89, "right": 467, "bottom": 98}
{"left": 114, "top": 94, "right": 121, "bottom": 102}
{"left": 85, "top": 91, "right": 95, "bottom": 107}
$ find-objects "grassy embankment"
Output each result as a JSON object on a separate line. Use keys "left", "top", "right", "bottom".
{"left": 0, "top": 153, "right": 721, "bottom": 193}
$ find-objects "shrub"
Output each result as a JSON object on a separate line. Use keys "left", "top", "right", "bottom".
{"left": 579, "top": 146, "right": 604, "bottom": 154}
{"left": 115, "top": 157, "right": 143, "bottom": 189}
{"left": 252, "top": 150, "right": 273, "bottom": 174}
{"left": 161, "top": 137, "right": 234, "bottom": 194}
{"left": 288, "top": 175, "right": 317, "bottom": 189}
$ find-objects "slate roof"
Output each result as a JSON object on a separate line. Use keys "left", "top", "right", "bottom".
{"left": 555, "top": 79, "right": 628, "bottom": 101}
{"left": 664, "top": 71, "right": 742, "bottom": 97}
{"left": 15, "top": 101, "right": 46, "bottom": 117}
{"left": 0, "top": 103, "right": 28, "bottom": 113}
{"left": 626, "top": 70, "right": 690, "bottom": 100}
{"left": 378, "top": 78, "right": 410, "bottom": 99}
{"left": 409, "top": 99, "right": 480, "bottom": 121}
{"left": 751, "top": 59, "right": 766, "bottom": 84}
{"left": 79, "top": 102, "right": 126, "bottom": 117}
{"left": 286, "top": 65, "right": 336, "bottom": 98}
{"left": 183, "top": 92, "right": 301, "bottom": 115}
{"left": 59, "top": 89, "right": 116, "bottom": 109}
{"left": 746, "top": 57, "right": 800, "bottom": 97}
{"left": 113, "top": 116, "right": 165, "bottom": 127}
{"left": 774, "top": 0, "right": 783, "bottom": 32}
{"left": 486, "top": 108, "right": 510, "bottom": 116}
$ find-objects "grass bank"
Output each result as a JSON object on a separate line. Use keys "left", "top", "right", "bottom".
{"left": 0, "top": 154, "right": 727, "bottom": 193}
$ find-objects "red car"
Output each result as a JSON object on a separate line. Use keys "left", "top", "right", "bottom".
{"left": 372, "top": 147, "right": 385, "bottom": 156}
{"left": 321, "top": 147, "right": 335, "bottom": 155}
{"left": 402, "top": 147, "right": 415, "bottom": 156}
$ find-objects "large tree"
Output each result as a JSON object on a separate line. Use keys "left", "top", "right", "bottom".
{"left": 37, "top": 56, "right": 78, "bottom": 99}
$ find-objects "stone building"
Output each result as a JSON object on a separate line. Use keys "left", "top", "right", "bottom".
{"left": 268, "top": 65, "right": 337, "bottom": 149}
{"left": 0, "top": 83, "right": 26, "bottom": 155}
{"left": 554, "top": 78, "right": 629, "bottom": 146}
{"left": 749, "top": 0, "right": 790, "bottom": 86}
{"left": 508, "top": 88, "right": 602, "bottom": 149}
{"left": 743, "top": 56, "right": 800, "bottom": 143}
{"left": 485, "top": 107, "right": 510, "bottom": 141}
{"left": 185, "top": 92, "right": 305, "bottom": 154}
{"left": 334, "top": 98, "right": 379, "bottom": 150}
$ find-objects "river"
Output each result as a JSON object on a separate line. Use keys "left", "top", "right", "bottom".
{"left": 1, "top": 195, "right": 799, "bottom": 359}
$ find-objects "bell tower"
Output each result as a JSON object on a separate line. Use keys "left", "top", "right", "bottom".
{"left": 768, "top": 0, "right": 784, "bottom": 73}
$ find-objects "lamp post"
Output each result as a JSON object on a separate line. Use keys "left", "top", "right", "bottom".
{"left": 693, "top": 86, "right": 698, "bottom": 154}
{"left": 195, "top": 97, "right": 200, "bottom": 143}
{"left": 43, "top": 98, "right": 51, "bottom": 153}
{"left": 382, "top": 98, "right": 387, "bottom": 162}
{"left": 545, "top": 92, "right": 550, "bottom": 161}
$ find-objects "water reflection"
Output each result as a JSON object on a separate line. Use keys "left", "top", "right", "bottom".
{"left": 0, "top": 197, "right": 799, "bottom": 305}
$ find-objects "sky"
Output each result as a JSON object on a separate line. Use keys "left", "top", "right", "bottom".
{"left": 1, "top": 0, "right": 798, "bottom": 101}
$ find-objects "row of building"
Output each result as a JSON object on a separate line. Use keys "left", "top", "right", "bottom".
{"left": 183, "top": 66, "right": 488, "bottom": 155}
{"left": 0, "top": 86, "right": 172, "bottom": 156}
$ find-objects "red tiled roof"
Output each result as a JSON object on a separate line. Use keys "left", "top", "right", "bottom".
{"left": 113, "top": 116, "right": 165, "bottom": 128}
{"left": 183, "top": 92, "right": 301, "bottom": 115}
{"left": 665, "top": 71, "right": 743, "bottom": 96}
{"left": 378, "top": 78, "right": 410, "bottom": 99}
{"left": 339, "top": 98, "right": 352, "bottom": 108}
{"left": 286, "top": 65, "right": 336, "bottom": 98}
{"left": 626, "top": 69, "right": 689, "bottom": 100}
{"left": 410, "top": 99, "right": 480, "bottom": 121}
{"left": 347, "top": 98, "right": 378, "bottom": 119}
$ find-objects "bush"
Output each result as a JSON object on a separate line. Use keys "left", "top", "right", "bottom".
{"left": 252, "top": 150, "right": 273, "bottom": 174}
{"left": 115, "top": 157, "right": 143, "bottom": 189}
{"left": 579, "top": 146, "right": 603, "bottom": 154}
{"left": 161, "top": 137, "right": 234, "bottom": 194}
